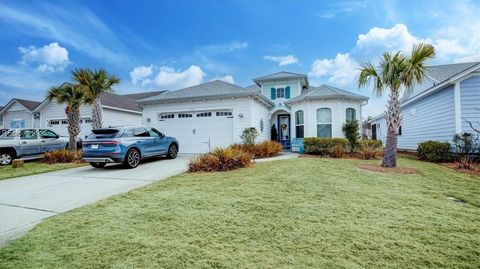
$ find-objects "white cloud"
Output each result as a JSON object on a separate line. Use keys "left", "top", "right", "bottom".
{"left": 154, "top": 65, "right": 206, "bottom": 89}
{"left": 211, "top": 75, "right": 234, "bottom": 84}
{"left": 129, "top": 65, "right": 153, "bottom": 85}
{"left": 309, "top": 53, "right": 357, "bottom": 87}
{"left": 18, "top": 42, "right": 69, "bottom": 72}
{"left": 355, "top": 24, "right": 423, "bottom": 54}
{"left": 263, "top": 55, "right": 299, "bottom": 66}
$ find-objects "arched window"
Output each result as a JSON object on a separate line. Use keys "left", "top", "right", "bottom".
{"left": 295, "top": 110, "right": 304, "bottom": 138}
{"left": 346, "top": 108, "right": 356, "bottom": 122}
{"left": 317, "top": 108, "right": 332, "bottom": 138}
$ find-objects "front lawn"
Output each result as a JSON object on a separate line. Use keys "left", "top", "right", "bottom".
{"left": 0, "top": 157, "right": 479, "bottom": 268}
{"left": 0, "top": 162, "right": 85, "bottom": 181}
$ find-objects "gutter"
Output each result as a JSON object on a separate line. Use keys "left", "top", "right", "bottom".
{"left": 137, "top": 92, "right": 275, "bottom": 107}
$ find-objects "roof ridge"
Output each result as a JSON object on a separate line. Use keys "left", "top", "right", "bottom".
{"left": 427, "top": 61, "right": 480, "bottom": 68}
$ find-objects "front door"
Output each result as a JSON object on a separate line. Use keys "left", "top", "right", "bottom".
{"left": 277, "top": 115, "right": 290, "bottom": 149}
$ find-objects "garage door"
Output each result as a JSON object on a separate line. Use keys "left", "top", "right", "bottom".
{"left": 46, "top": 118, "right": 93, "bottom": 139}
{"left": 155, "top": 111, "right": 234, "bottom": 153}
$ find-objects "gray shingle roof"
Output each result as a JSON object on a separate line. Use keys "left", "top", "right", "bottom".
{"left": 138, "top": 80, "right": 274, "bottom": 105}
{"left": 253, "top": 71, "right": 309, "bottom": 86}
{"left": 245, "top": 84, "right": 261, "bottom": 92}
{"left": 15, "top": 99, "right": 41, "bottom": 111}
{"left": 402, "top": 62, "right": 480, "bottom": 102}
{"left": 286, "top": 84, "right": 368, "bottom": 104}
{"left": 122, "top": 90, "right": 167, "bottom": 100}
{"left": 100, "top": 92, "right": 141, "bottom": 112}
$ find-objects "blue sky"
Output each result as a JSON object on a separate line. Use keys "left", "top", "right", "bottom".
{"left": 0, "top": 0, "right": 479, "bottom": 117}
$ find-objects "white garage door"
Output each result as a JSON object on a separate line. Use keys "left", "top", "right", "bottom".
{"left": 46, "top": 118, "right": 93, "bottom": 139}
{"left": 155, "top": 111, "right": 234, "bottom": 153}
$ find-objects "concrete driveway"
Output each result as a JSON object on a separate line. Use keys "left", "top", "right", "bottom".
{"left": 0, "top": 155, "right": 191, "bottom": 245}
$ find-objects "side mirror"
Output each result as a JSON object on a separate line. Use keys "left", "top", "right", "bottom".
{"left": 160, "top": 133, "right": 165, "bottom": 138}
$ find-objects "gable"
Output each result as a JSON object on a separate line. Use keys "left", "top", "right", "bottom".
{"left": 8, "top": 102, "right": 28, "bottom": 112}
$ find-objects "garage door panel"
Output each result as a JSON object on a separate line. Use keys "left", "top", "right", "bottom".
{"left": 156, "top": 114, "right": 233, "bottom": 153}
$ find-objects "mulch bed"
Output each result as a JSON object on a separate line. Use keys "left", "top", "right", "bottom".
{"left": 440, "top": 162, "right": 480, "bottom": 177}
{"left": 358, "top": 164, "right": 418, "bottom": 174}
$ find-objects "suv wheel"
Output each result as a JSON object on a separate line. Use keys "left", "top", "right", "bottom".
{"left": 167, "top": 144, "right": 178, "bottom": 159}
{"left": 90, "top": 162, "right": 106, "bottom": 168}
{"left": 124, "top": 148, "right": 140, "bottom": 169}
{"left": 0, "top": 152, "right": 14, "bottom": 165}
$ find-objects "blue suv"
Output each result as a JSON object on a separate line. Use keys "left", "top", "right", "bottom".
{"left": 82, "top": 127, "right": 179, "bottom": 169}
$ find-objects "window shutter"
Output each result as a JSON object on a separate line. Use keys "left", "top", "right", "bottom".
{"left": 285, "top": 86, "right": 291, "bottom": 99}
{"left": 20, "top": 120, "right": 25, "bottom": 128}
{"left": 271, "top": 88, "right": 276, "bottom": 100}
{"left": 10, "top": 120, "right": 14, "bottom": 128}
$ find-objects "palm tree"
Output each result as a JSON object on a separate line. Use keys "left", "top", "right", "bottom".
{"left": 358, "top": 43, "right": 435, "bottom": 167}
{"left": 47, "top": 83, "right": 86, "bottom": 151}
{"left": 72, "top": 68, "right": 120, "bottom": 130}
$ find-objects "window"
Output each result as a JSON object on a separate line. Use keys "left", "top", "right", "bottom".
{"left": 216, "top": 111, "right": 232, "bottom": 117}
{"left": 295, "top": 110, "right": 304, "bottom": 138}
{"left": 20, "top": 129, "right": 37, "bottom": 140}
{"left": 39, "top": 129, "right": 58, "bottom": 139}
{"left": 84, "top": 118, "right": 93, "bottom": 124}
{"left": 178, "top": 113, "right": 193, "bottom": 118}
{"left": 316, "top": 108, "right": 332, "bottom": 138}
{"left": 196, "top": 112, "right": 212, "bottom": 117}
{"left": 276, "top": 87, "right": 285, "bottom": 98}
{"left": 398, "top": 125, "right": 402, "bottom": 136}
{"left": 160, "top": 114, "right": 174, "bottom": 120}
{"left": 133, "top": 128, "right": 149, "bottom": 137}
{"left": 0, "top": 116, "right": 3, "bottom": 126}
{"left": 49, "top": 120, "right": 60, "bottom": 126}
{"left": 61, "top": 120, "right": 68, "bottom": 125}
{"left": 346, "top": 108, "right": 356, "bottom": 122}
{"left": 10, "top": 119, "right": 25, "bottom": 128}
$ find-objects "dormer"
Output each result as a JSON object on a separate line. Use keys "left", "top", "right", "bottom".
{"left": 253, "top": 72, "right": 309, "bottom": 103}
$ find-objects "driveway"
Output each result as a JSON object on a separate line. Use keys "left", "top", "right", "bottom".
{"left": 0, "top": 155, "right": 191, "bottom": 245}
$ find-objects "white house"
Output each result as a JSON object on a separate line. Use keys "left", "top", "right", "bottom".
{"left": 33, "top": 92, "right": 149, "bottom": 138}
{"left": 0, "top": 99, "right": 42, "bottom": 129}
{"left": 138, "top": 72, "right": 368, "bottom": 153}
{"left": 369, "top": 62, "right": 480, "bottom": 150}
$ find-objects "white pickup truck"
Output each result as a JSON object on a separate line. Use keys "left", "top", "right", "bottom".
{"left": 0, "top": 129, "right": 71, "bottom": 165}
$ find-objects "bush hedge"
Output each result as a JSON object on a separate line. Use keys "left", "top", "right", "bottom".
{"left": 417, "top": 141, "right": 452, "bottom": 162}
{"left": 188, "top": 148, "right": 252, "bottom": 172}
{"left": 304, "top": 137, "right": 348, "bottom": 158}
{"left": 42, "top": 150, "right": 82, "bottom": 164}
{"left": 358, "top": 140, "right": 383, "bottom": 160}
{"left": 230, "top": 141, "right": 283, "bottom": 158}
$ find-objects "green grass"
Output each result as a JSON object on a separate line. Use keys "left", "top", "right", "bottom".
{"left": 0, "top": 161, "right": 85, "bottom": 181}
{"left": 0, "top": 157, "right": 479, "bottom": 268}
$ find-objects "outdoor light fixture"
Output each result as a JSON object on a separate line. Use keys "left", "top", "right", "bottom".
{"left": 238, "top": 113, "right": 244, "bottom": 118}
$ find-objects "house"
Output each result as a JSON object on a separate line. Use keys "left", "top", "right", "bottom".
{"left": 369, "top": 62, "right": 480, "bottom": 150}
{"left": 138, "top": 71, "right": 368, "bottom": 153}
{"left": 0, "top": 99, "right": 42, "bottom": 129}
{"left": 34, "top": 92, "right": 146, "bottom": 139}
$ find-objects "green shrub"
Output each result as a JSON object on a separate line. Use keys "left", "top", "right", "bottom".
{"left": 304, "top": 137, "right": 348, "bottom": 157}
{"left": 342, "top": 120, "right": 360, "bottom": 152}
{"left": 43, "top": 149, "right": 82, "bottom": 164}
{"left": 230, "top": 141, "right": 283, "bottom": 158}
{"left": 240, "top": 127, "right": 260, "bottom": 145}
{"left": 417, "top": 141, "right": 451, "bottom": 162}
{"left": 358, "top": 140, "right": 383, "bottom": 160}
{"left": 188, "top": 148, "right": 252, "bottom": 172}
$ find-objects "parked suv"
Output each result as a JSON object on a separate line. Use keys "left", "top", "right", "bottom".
{"left": 0, "top": 129, "right": 69, "bottom": 165}
{"left": 82, "top": 127, "right": 179, "bottom": 169}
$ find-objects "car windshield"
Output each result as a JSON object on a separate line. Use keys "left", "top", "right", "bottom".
{"left": 87, "top": 129, "right": 120, "bottom": 139}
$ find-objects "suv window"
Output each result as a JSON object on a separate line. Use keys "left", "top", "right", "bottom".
{"left": 87, "top": 129, "right": 120, "bottom": 139}
{"left": 39, "top": 129, "right": 58, "bottom": 139}
{"left": 133, "top": 128, "right": 150, "bottom": 137}
{"left": 20, "top": 129, "right": 38, "bottom": 140}
{"left": 121, "top": 128, "right": 134, "bottom": 137}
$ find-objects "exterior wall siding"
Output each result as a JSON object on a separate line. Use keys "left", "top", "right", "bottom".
{"left": 102, "top": 108, "right": 142, "bottom": 128}
{"left": 3, "top": 110, "right": 33, "bottom": 128}
{"left": 460, "top": 75, "right": 480, "bottom": 133}
{"left": 250, "top": 99, "right": 271, "bottom": 142}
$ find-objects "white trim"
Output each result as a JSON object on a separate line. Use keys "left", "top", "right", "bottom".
{"left": 101, "top": 105, "right": 142, "bottom": 114}
{"left": 454, "top": 81, "right": 462, "bottom": 133}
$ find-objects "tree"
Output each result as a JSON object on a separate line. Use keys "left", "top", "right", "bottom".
{"left": 72, "top": 68, "right": 120, "bottom": 129}
{"left": 342, "top": 120, "right": 360, "bottom": 153}
{"left": 358, "top": 43, "right": 435, "bottom": 167}
{"left": 47, "top": 83, "right": 86, "bottom": 151}
{"left": 240, "top": 127, "right": 260, "bottom": 145}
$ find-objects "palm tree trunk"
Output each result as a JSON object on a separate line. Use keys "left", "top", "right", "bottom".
{"left": 67, "top": 106, "right": 81, "bottom": 151}
{"left": 381, "top": 89, "right": 401, "bottom": 167}
{"left": 91, "top": 97, "right": 103, "bottom": 130}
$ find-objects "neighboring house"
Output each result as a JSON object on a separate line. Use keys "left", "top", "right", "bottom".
{"left": 34, "top": 92, "right": 144, "bottom": 139}
{"left": 0, "top": 106, "right": 3, "bottom": 128}
{"left": 138, "top": 72, "right": 368, "bottom": 153}
{"left": 0, "top": 99, "right": 42, "bottom": 129}
{"left": 369, "top": 62, "right": 480, "bottom": 151}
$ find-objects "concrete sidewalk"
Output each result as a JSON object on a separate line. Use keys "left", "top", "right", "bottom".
{"left": 0, "top": 155, "right": 191, "bottom": 245}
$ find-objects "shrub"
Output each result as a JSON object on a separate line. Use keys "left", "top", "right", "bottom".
{"left": 304, "top": 137, "right": 348, "bottom": 157}
{"left": 358, "top": 140, "right": 383, "bottom": 160}
{"left": 230, "top": 141, "right": 283, "bottom": 158}
{"left": 452, "top": 133, "right": 479, "bottom": 169}
{"left": 43, "top": 149, "right": 82, "bottom": 164}
{"left": 188, "top": 148, "right": 252, "bottom": 172}
{"left": 240, "top": 127, "right": 260, "bottom": 145}
{"left": 417, "top": 141, "right": 451, "bottom": 162}
{"left": 342, "top": 120, "right": 360, "bottom": 152}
